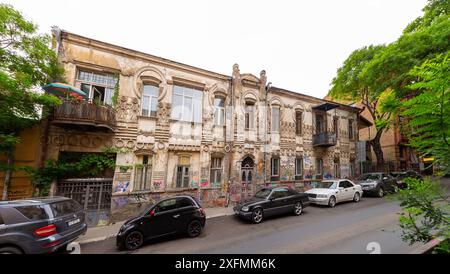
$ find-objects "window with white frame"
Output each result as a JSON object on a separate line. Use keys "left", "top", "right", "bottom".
{"left": 295, "top": 157, "right": 303, "bottom": 179}
{"left": 176, "top": 156, "right": 190, "bottom": 188}
{"left": 245, "top": 102, "right": 255, "bottom": 130}
{"left": 171, "top": 85, "right": 203, "bottom": 123}
{"left": 214, "top": 96, "right": 225, "bottom": 126}
{"left": 272, "top": 106, "right": 280, "bottom": 132}
{"left": 210, "top": 157, "right": 223, "bottom": 186}
{"left": 77, "top": 70, "right": 117, "bottom": 105}
{"left": 134, "top": 155, "right": 152, "bottom": 191}
{"left": 141, "top": 85, "right": 159, "bottom": 117}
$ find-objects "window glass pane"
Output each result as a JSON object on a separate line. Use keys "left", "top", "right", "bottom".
{"left": 50, "top": 200, "right": 82, "bottom": 217}
{"left": 150, "top": 97, "right": 158, "bottom": 116}
{"left": 141, "top": 96, "right": 150, "bottom": 116}
{"left": 177, "top": 198, "right": 194, "bottom": 208}
{"left": 15, "top": 206, "right": 48, "bottom": 220}
{"left": 214, "top": 97, "right": 224, "bottom": 107}
{"left": 272, "top": 107, "right": 280, "bottom": 131}
{"left": 156, "top": 199, "right": 177, "bottom": 212}
{"left": 183, "top": 97, "right": 193, "bottom": 121}
{"left": 193, "top": 97, "right": 202, "bottom": 123}
{"left": 143, "top": 85, "right": 159, "bottom": 97}
{"left": 171, "top": 94, "right": 183, "bottom": 120}
{"left": 173, "top": 85, "right": 183, "bottom": 95}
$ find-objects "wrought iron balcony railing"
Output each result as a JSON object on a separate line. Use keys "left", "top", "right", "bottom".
{"left": 52, "top": 100, "right": 116, "bottom": 131}
{"left": 313, "top": 131, "right": 337, "bottom": 147}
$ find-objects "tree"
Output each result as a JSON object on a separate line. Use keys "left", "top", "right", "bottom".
{"left": 0, "top": 4, "right": 63, "bottom": 200}
{"left": 402, "top": 53, "right": 450, "bottom": 173}
{"left": 328, "top": 45, "right": 390, "bottom": 167}
{"left": 394, "top": 178, "right": 450, "bottom": 254}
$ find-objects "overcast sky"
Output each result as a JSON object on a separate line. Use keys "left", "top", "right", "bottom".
{"left": 4, "top": 0, "right": 427, "bottom": 98}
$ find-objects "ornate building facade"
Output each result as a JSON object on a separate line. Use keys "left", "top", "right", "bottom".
{"left": 47, "top": 28, "right": 365, "bottom": 225}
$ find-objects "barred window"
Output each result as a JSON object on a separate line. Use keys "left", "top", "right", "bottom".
{"left": 210, "top": 158, "right": 223, "bottom": 186}
{"left": 134, "top": 155, "right": 152, "bottom": 191}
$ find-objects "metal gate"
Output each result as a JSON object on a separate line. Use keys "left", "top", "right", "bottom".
{"left": 56, "top": 178, "right": 112, "bottom": 227}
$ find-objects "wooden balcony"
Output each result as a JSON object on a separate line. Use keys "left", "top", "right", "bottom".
{"left": 52, "top": 100, "right": 116, "bottom": 131}
{"left": 313, "top": 132, "right": 337, "bottom": 147}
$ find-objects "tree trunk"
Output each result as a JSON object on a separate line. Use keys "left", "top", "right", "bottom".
{"left": 370, "top": 129, "right": 385, "bottom": 171}
{"left": 2, "top": 147, "right": 14, "bottom": 201}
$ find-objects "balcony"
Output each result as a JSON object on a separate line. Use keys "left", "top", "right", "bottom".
{"left": 313, "top": 132, "right": 337, "bottom": 147}
{"left": 52, "top": 100, "right": 116, "bottom": 132}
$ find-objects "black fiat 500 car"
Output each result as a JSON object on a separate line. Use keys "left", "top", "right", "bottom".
{"left": 0, "top": 197, "right": 87, "bottom": 254}
{"left": 233, "top": 187, "right": 310, "bottom": 224}
{"left": 117, "top": 195, "right": 206, "bottom": 250}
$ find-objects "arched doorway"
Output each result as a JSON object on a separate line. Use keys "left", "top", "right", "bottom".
{"left": 241, "top": 156, "right": 254, "bottom": 200}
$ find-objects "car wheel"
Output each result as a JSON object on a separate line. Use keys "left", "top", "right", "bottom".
{"left": 353, "top": 192, "right": 361, "bottom": 202}
{"left": 294, "top": 202, "right": 303, "bottom": 215}
{"left": 187, "top": 220, "right": 203, "bottom": 238}
{"left": 377, "top": 187, "right": 384, "bottom": 198}
{"left": 252, "top": 208, "right": 264, "bottom": 224}
{"left": 393, "top": 185, "right": 399, "bottom": 193}
{"left": 0, "top": 246, "right": 23, "bottom": 254}
{"left": 124, "top": 230, "right": 144, "bottom": 250}
{"left": 328, "top": 196, "right": 336, "bottom": 207}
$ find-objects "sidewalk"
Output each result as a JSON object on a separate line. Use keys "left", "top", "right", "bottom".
{"left": 77, "top": 206, "right": 234, "bottom": 245}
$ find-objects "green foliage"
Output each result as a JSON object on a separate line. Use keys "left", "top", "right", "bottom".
{"left": 404, "top": 0, "right": 450, "bottom": 34}
{"left": 401, "top": 53, "right": 450, "bottom": 172}
{"left": 22, "top": 152, "right": 116, "bottom": 197}
{"left": 111, "top": 75, "right": 120, "bottom": 107}
{"left": 395, "top": 178, "right": 449, "bottom": 253}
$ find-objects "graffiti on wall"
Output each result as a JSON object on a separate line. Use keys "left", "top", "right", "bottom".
{"left": 153, "top": 179, "right": 165, "bottom": 191}
{"left": 114, "top": 181, "right": 129, "bottom": 193}
{"left": 200, "top": 179, "right": 209, "bottom": 188}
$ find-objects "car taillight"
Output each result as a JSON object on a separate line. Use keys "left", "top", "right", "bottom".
{"left": 34, "top": 224, "right": 57, "bottom": 237}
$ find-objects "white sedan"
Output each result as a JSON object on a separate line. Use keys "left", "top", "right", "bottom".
{"left": 305, "top": 179, "right": 363, "bottom": 207}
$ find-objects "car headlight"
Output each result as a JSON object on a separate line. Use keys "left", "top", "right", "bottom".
{"left": 317, "top": 194, "right": 328, "bottom": 198}
{"left": 241, "top": 206, "right": 249, "bottom": 212}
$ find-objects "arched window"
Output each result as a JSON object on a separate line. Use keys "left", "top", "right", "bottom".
{"left": 214, "top": 96, "right": 225, "bottom": 126}
{"left": 141, "top": 85, "right": 159, "bottom": 117}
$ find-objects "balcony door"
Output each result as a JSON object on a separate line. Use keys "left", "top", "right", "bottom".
{"left": 241, "top": 156, "right": 255, "bottom": 200}
{"left": 315, "top": 114, "right": 325, "bottom": 134}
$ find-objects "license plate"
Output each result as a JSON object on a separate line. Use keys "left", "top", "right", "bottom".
{"left": 67, "top": 218, "right": 80, "bottom": 226}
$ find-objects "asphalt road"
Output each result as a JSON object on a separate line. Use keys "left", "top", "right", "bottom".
{"left": 80, "top": 195, "right": 423, "bottom": 254}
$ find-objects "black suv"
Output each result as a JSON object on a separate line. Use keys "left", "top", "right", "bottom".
{"left": 117, "top": 195, "right": 206, "bottom": 250}
{"left": 390, "top": 170, "right": 423, "bottom": 188}
{"left": 0, "top": 197, "right": 87, "bottom": 254}
{"left": 355, "top": 172, "right": 398, "bottom": 197}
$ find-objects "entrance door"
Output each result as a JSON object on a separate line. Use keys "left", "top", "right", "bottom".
{"left": 241, "top": 157, "right": 255, "bottom": 201}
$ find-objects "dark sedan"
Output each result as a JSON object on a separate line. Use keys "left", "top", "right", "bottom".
{"left": 233, "top": 187, "right": 310, "bottom": 224}
{"left": 390, "top": 170, "right": 423, "bottom": 188}
{"left": 116, "top": 195, "right": 206, "bottom": 250}
{"left": 355, "top": 172, "right": 398, "bottom": 197}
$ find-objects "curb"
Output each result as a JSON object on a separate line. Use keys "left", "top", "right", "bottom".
{"left": 79, "top": 212, "right": 234, "bottom": 245}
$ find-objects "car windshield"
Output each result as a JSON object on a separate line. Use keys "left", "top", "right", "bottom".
{"left": 311, "top": 181, "right": 338, "bottom": 189}
{"left": 358, "top": 174, "right": 381, "bottom": 180}
{"left": 255, "top": 189, "right": 272, "bottom": 198}
{"left": 50, "top": 200, "right": 82, "bottom": 217}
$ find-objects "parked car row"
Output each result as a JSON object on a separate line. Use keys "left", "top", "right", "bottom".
{"left": 0, "top": 171, "right": 422, "bottom": 253}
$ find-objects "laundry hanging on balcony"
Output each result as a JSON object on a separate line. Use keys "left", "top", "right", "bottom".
{"left": 42, "top": 82, "right": 87, "bottom": 99}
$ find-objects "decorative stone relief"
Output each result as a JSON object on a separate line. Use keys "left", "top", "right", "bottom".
{"left": 117, "top": 96, "right": 140, "bottom": 122}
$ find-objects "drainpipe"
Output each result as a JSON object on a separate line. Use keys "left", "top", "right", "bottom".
{"left": 225, "top": 77, "right": 234, "bottom": 207}
{"left": 263, "top": 82, "right": 272, "bottom": 184}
